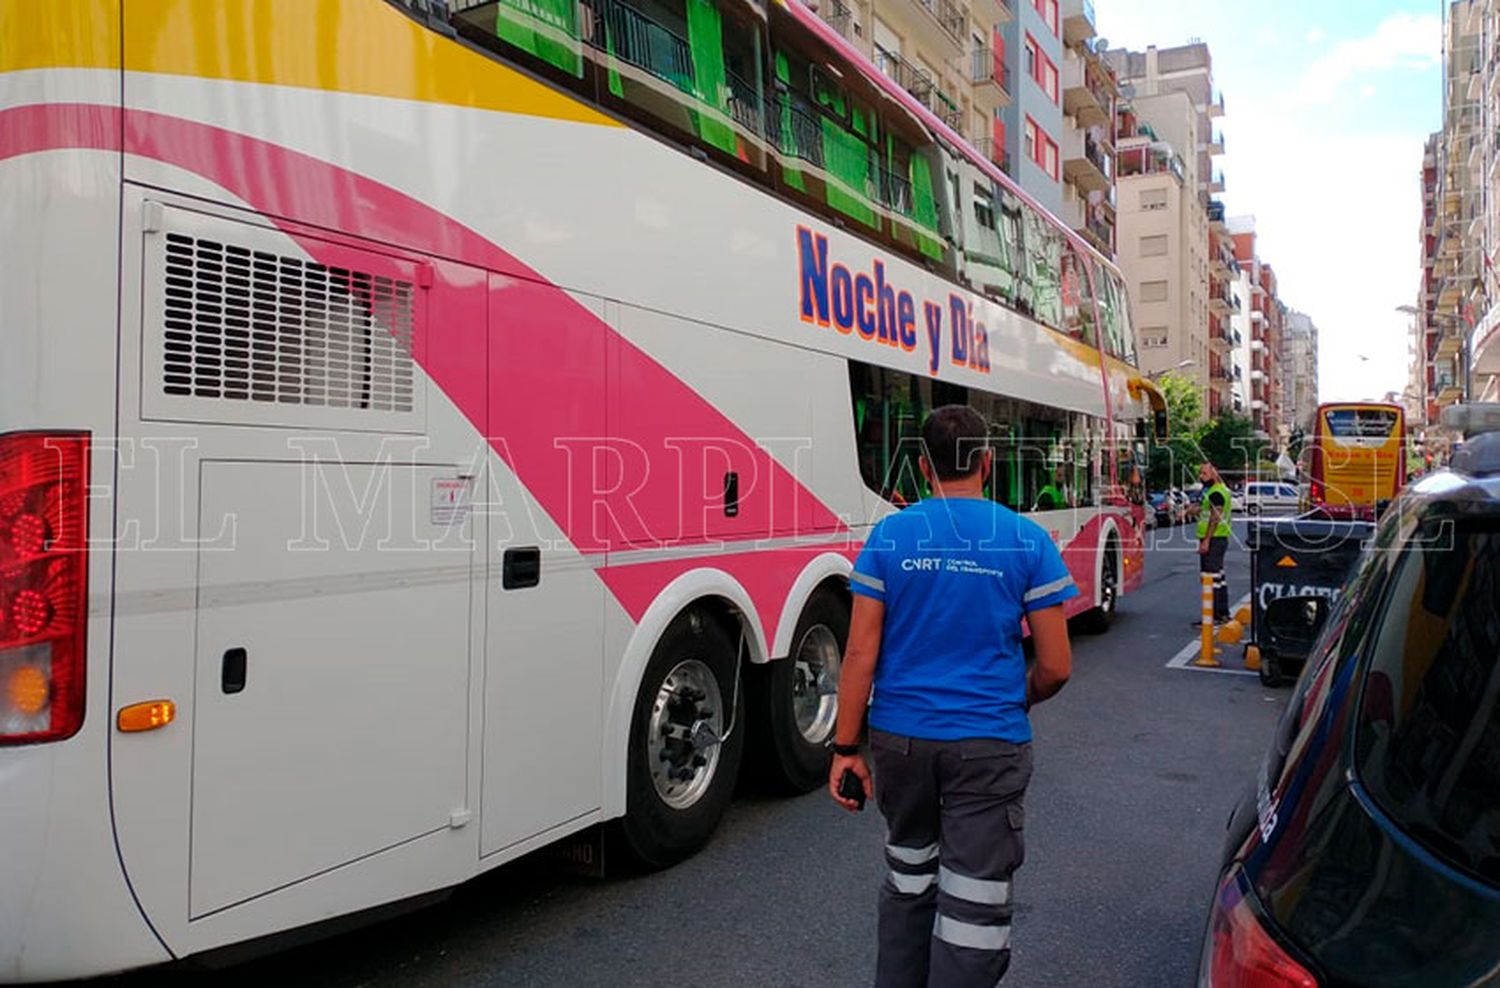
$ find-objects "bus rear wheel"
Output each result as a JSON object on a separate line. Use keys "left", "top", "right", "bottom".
{"left": 1076, "top": 543, "right": 1118, "bottom": 634}
{"left": 748, "top": 591, "right": 848, "bottom": 793}
{"left": 616, "top": 610, "right": 745, "bottom": 870}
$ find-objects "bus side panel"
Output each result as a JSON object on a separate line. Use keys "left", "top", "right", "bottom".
{"left": 106, "top": 186, "right": 488, "bottom": 958}
{"left": 0, "top": 151, "right": 169, "bottom": 985}
{"left": 0, "top": 21, "right": 172, "bottom": 979}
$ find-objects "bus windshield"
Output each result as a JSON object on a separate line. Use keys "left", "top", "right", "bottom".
{"left": 1324, "top": 407, "right": 1399, "bottom": 440}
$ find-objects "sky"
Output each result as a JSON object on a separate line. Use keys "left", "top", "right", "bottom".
{"left": 1095, "top": 0, "right": 1445, "bottom": 404}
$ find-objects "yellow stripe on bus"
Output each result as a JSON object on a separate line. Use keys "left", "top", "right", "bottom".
{"left": 3, "top": 0, "right": 618, "bottom": 128}
{"left": 0, "top": 0, "right": 121, "bottom": 72}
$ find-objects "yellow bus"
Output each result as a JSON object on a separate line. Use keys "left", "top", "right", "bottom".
{"left": 1310, "top": 402, "right": 1406, "bottom": 520}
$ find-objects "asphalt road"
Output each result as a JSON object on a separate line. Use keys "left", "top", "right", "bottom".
{"left": 88, "top": 524, "right": 1282, "bottom": 988}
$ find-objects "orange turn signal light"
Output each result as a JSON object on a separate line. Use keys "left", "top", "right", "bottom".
{"left": 117, "top": 700, "right": 175, "bottom": 733}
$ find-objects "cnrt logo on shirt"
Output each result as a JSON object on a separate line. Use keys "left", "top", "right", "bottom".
{"left": 901, "top": 557, "right": 944, "bottom": 572}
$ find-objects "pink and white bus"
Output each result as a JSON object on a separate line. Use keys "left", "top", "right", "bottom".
{"left": 0, "top": 0, "right": 1161, "bottom": 977}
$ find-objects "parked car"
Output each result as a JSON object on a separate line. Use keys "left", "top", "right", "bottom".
{"left": 1173, "top": 487, "right": 1200, "bottom": 524}
{"left": 1150, "top": 491, "right": 1183, "bottom": 527}
{"left": 1235, "top": 480, "right": 1299, "bottom": 515}
{"left": 1199, "top": 430, "right": 1500, "bottom": 986}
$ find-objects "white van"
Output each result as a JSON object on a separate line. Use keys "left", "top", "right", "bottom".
{"left": 1237, "top": 481, "right": 1301, "bottom": 515}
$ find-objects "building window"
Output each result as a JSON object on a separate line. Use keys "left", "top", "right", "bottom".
{"left": 1032, "top": 0, "right": 1058, "bottom": 37}
{"left": 1140, "top": 280, "right": 1169, "bottom": 303}
{"left": 1140, "top": 234, "right": 1168, "bottom": 257}
{"left": 1026, "top": 116, "right": 1058, "bottom": 181}
{"left": 1139, "top": 188, "right": 1168, "bottom": 211}
{"left": 1140, "top": 330, "right": 1169, "bottom": 348}
{"left": 1025, "top": 33, "right": 1058, "bottom": 103}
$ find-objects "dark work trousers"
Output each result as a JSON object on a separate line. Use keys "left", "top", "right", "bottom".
{"left": 1200, "top": 535, "right": 1230, "bottom": 622}
{"left": 870, "top": 728, "right": 1033, "bottom": 988}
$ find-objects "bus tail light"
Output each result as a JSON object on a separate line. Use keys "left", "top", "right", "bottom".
{"left": 1201, "top": 871, "right": 1317, "bottom": 987}
{"left": 0, "top": 433, "right": 90, "bottom": 746}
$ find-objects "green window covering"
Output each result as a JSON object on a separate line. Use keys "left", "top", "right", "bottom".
{"left": 907, "top": 154, "right": 944, "bottom": 261}
{"left": 495, "top": 0, "right": 584, "bottom": 77}
{"left": 822, "top": 118, "right": 877, "bottom": 229}
{"left": 686, "top": 0, "right": 736, "bottom": 153}
{"left": 775, "top": 52, "right": 805, "bottom": 191}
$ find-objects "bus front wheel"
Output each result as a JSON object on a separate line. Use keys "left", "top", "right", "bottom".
{"left": 616, "top": 610, "right": 745, "bottom": 869}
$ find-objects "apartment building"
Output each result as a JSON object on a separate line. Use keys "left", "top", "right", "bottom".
{"left": 1229, "top": 248, "right": 1253, "bottom": 413}
{"left": 1415, "top": 0, "right": 1499, "bottom": 419}
{"left": 1411, "top": 132, "right": 1443, "bottom": 427}
{"left": 1059, "top": 0, "right": 1119, "bottom": 256}
{"left": 1283, "top": 310, "right": 1320, "bottom": 435}
{"left": 1227, "top": 216, "right": 1286, "bottom": 440}
{"left": 1105, "top": 43, "right": 1223, "bottom": 409}
{"left": 997, "top": 0, "right": 1065, "bottom": 214}
{"left": 804, "top": 0, "right": 1014, "bottom": 174}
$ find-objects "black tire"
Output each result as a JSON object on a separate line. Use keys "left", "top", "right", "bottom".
{"left": 1248, "top": 503, "right": 1261, "bottom": 517}
{"left": 614, "top": 610, "right": 745, "bottom": 870}
{"left": 1075, "top": 543, "right": 1118, "bottom": 635}
{"left": 747, "top": 591, "right": 849, "bottom": 793}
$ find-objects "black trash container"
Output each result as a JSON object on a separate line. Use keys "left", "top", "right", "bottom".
{"left": 1247, "top": 516, "right": 1374, "bottom": 685}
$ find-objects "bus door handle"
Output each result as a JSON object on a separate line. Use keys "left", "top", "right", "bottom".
{"left": 222, "top": 647, "right": 247, "bottom": 694}
{"left": 502, "top": 547, "right": 541, "bottom": 590}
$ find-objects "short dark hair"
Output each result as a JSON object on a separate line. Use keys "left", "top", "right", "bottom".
{"left": 922, "top": 405, "right": 988, "bottom": 481}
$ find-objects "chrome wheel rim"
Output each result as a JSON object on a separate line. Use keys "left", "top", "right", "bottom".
{"left": 791, "top": 624, "right": 841, "bottom": 744}
{"left": 1101, "top": 554, "right": 1117, "bottom": 614}
{"left": 647, "top": 659, "right": 724, "bottom": 810}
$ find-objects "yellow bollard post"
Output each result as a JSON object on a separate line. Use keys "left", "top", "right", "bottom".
{"left": 1193, "top": 572, "right": 1222, "bottom": 667}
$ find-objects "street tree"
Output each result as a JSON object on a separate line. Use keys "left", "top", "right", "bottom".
{"left": 1149, "top": 371, "right": 1207, "bottom": 489}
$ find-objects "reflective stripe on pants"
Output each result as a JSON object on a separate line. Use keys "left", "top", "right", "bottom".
{"left": 870, "top": 730, "right": 1032, "bottom": 988}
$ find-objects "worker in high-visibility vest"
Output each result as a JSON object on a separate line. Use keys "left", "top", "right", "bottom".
{"left": 1196, "top": 462, "right": 1234, "bottom": 624}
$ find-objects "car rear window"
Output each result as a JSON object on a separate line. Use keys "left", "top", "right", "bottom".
{"left": 1355, "top": 519, "right": 1500, "bottom": 885}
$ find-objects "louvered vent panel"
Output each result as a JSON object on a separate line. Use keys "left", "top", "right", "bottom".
{"left": 160, "top": 234, "right": 416, "bottom": 412}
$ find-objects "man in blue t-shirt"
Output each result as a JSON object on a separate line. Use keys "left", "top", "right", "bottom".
{"left": 829, "top": 405, "right": 1076, "bottom": 988}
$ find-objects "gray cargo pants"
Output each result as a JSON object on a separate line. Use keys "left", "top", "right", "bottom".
{"left": 870, "top": 728, "right": 1033, "bottom": 988}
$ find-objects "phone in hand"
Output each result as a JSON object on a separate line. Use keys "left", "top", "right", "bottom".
{"left": 838, "top": 768, "right": 866, "bottom": 811}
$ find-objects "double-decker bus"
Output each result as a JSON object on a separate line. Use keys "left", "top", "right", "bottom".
{"left": 0, "top": 0, "right": 1161, "bottom": 977}
{"left": 1309, "top": 402, "right": 1407, "bottom": 520}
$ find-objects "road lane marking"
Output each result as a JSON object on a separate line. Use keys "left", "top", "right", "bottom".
{"left": 1165, "top": 595, "right": 1257, "bottom": 676}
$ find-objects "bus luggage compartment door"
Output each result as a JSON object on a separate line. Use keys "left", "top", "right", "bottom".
{"left": 188, "top": 460, "right": 472, "bottom": 918}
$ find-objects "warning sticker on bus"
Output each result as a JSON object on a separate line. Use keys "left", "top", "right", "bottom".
{"left": 431, "top": 477, "right": 473, "bottom": 527}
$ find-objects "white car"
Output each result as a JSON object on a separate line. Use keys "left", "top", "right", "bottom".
{"left": 1237, "top": 481, "right": 1300, "bottom": 515}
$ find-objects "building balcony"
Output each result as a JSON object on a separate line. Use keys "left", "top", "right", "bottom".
{"left": 875, "top": 50, "right": 963, "bottom": 130}
{"left": 1063, "top": 131, "right": 1113, "bottom": 194}
{"left": 891, "top": 0, "right": 966, "bottom": 53}
{"left": 1062, "top": 53, "right": 1112, "bottom": 130}
{"left": 1202, "top": 169, "right": 1225, "bottom": 194}
{"left": 1116, "top": 143, "right": 1185, "bottom": 183}
{"left": 1078, "top": 214, "right": 1114, "bottom": 255}
{"left": 1207, "top": 197, "right": 1229, "bottom": 233}
{"left": 1202, "top": 127, "right": 1225, "bottom": 156}
{"left": 1209, "top": 285, "right": 1239, "bottom": 317}
{"left": 1061, "top": 0, "right": 1095, "bottom": 48}
{"left": 969, "top": 47, "right": 1012, "bottom": 111}
{"left": 1198, "top": 93, "right": 1225, "bottom": 118}
{"left": 968, "top": 134, "right": 1012, "bottom": 174}
{"left": 1436, "top": 327, "right": 1465, "bottom": 358}
{"left": 969, "top": 0, "right": 1012, "bottom": 30}
{"left": 810, "top": 0, "right": 855, "bottom": 41}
